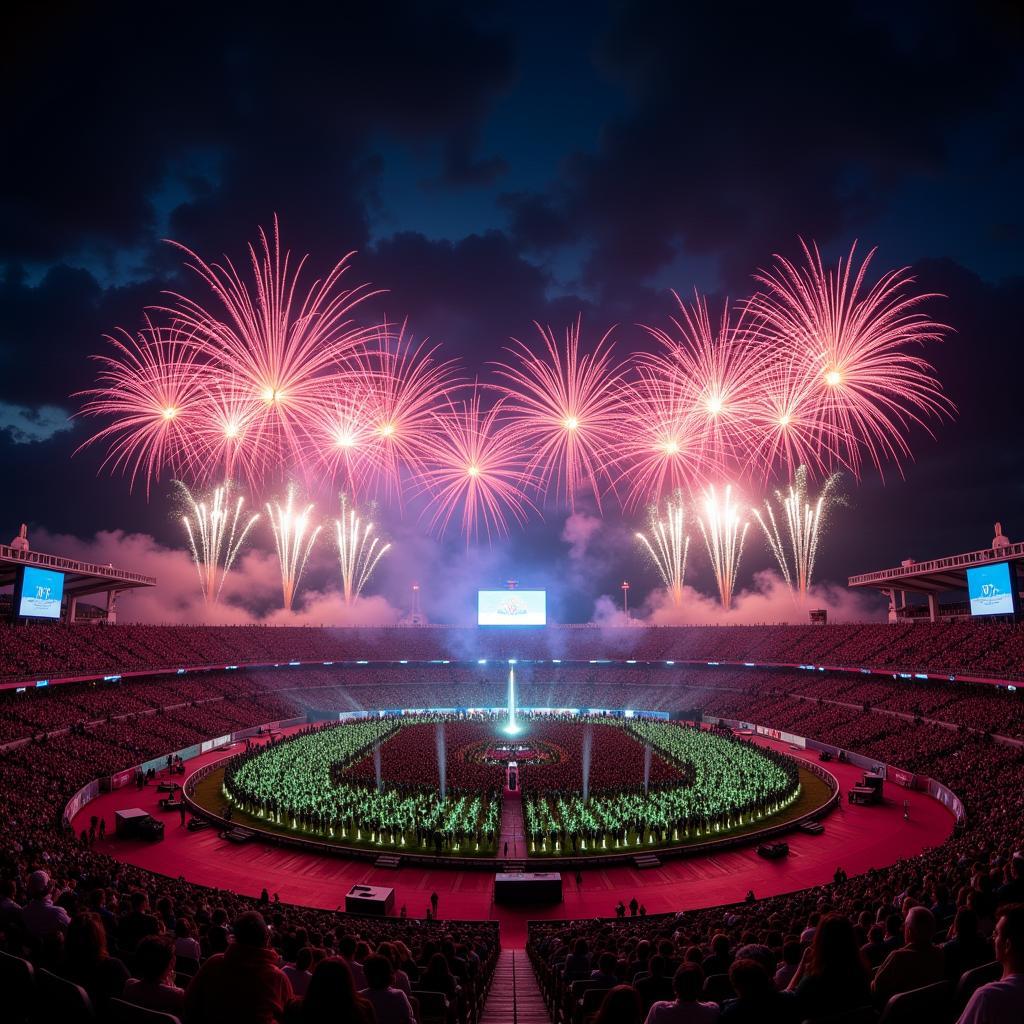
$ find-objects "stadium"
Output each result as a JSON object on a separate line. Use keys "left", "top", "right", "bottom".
{"left": 7, "top": 7, "right": 1024, "bottom": 1024}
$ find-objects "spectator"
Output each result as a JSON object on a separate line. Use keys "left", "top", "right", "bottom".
{"left": 591, "top": 951, "right": 620, "bottom": 989}
{"left": 174, "top": 916, "right": 202, "bottom": 963}
{"left": 860, "top": 924, "right": 889, "bottom": 969}
{"left": 636, "top": 954, "right": 676, "bottom": 1010}
{"left": 283, "top": 946, "right": 315, "bottom": 998}
{"left": 20, "top": 869, "right": 70, "bottom": 942}
{"left": 61, "top": 911, "right": 130, "bottom": 1009}
{"left": 872, "top": 906, "right": 945, "bottom": 1005}
{"left": 118, "top": 890, "right": 161, "bottom": 952}
{"left": 338, "top": 933, "right": 369, "bottom": 990}
{"left": 564, "top": 938, "right": 592, "bottom": 981}
{"left": 720, "top": 959, "right": 797, "bottom": 1023}
{"left": 595, "top": 984, "right": 643, "bottom": 1024}
{"left": 361, "top": 952, "right": 417, "bottom": 1024}
{"left": 943, "top": 908, "right": 993, "bottom": 981}
{"left": 702, "top": 934, "right": 732, "bottom": 978}
{"left": 122, "top": 935, "right": 185, "bottom": 1016}
{"left": 958, "top": 903, "right": 1024, "bottom": 1024}
{"left": 285, "top": 957, "right": 374, "bottom": 1024}
{"left": 419, "top": 951, "right": 459, "bottom": 999}
{"left": 997, "top": 855, "right": 1024, "bottom": 905}
{"left": 186, "top": 911, "right": 293, "bottom": 1024}
{"left": 773, "top": 940, "right": 802, "bottom": 990}
{"left": 790, "top": 914, "right": 871, "bottom": 1019}
{"left": 645, "top": 965, "right": 719, "bottom": 1023}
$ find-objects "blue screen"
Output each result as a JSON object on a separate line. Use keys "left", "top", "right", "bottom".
{"left": 967, "top": 562, "right": 1016, "bottom": 617}
{"left": 478, "top": 590, "right": 546, "bottom": 626}
{"left": 18, "top": 566, "right": 65, "bottom": 619}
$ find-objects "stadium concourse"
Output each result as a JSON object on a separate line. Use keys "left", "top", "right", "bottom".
{"left": 1, "top": 623, "right": 1023, "bottom": 1024}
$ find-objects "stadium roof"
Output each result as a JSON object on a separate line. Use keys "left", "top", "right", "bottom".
{"left": 0, "top": 544, "right": 156, "bottom": 600}
{"left": 848, "top": 540, "right": 1024, "bottom": 595}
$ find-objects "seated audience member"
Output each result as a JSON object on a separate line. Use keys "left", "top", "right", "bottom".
{"left": 419, "top": 950, "right": 459, "bottom": 998}
{"left": 61, "top": 911, "right": 130, "bottom": 1008}
{"left": 174, "top": 916, "right": 202, "bottom": 963}
{"left": 773, "top": 940, "right": 802, "bottom": 990}
{"left": 283, "top": 946, "right": 315, "bottom": 998}
{"left": 872, "top": 906, "right": 945, "bottom": 1004}
{"left": 645, "top": 964, "right": 719, "bottom": 1023}
{"left": 284, "top": 957, "right": 374, "bottom": 1024}
{"left": 943, "top": 908, "right": 994, "bottom": 981}
{"left": 721, "top": 959, "right": 797, "bottom": 1023}
{"left": 591, "top": 951, "right": 620, "bottom": 989}
{"left": 361, "top": 952, "right": 417, "bottom": 1024}
{"left": 790, "top": 914, "right": 871, "bottom": 1019}
{"left": 20, "top": 869, "right": 70, "bottom": 941}
{"left": 636, "top": 954, "right": 677, "bottom": 1009}
{"left": 594, "top": 984, "right": 643, "bottom": 1024}
{"left": 118, "top": 890, "right": 161, "bottom": 952}
{"left": 564, "top": 937, "right": 592, "bottom": 980}
{"left": 377, "top": 940, "right": 412, "bottom": 995}
{"left": 702, "top": 934, "right": 732, "bottom": 978}
{"left": 338, "top": 933, "right": 369, "bottom": 990}
{"left": 0, "top": 877, "right": 22, "bottom": 924}
{"left": 122, "top": 935, "right": 185, "bottom": 1016}
{"left": 957, "top": 904, "right": 1024, "bottom": 1024}
{"left": 996, "top": 855, "right": 1024, "bottom": 905}
{"left": 860, "top": 924, "right": 889, "bottom": 969}
{"left": 186, "top": 911, "right": 293, "bottom": 1024}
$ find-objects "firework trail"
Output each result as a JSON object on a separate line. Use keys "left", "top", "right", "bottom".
{"left": 160, "top": 216, "right": 382, "bottom": 486}
{"left": 748, "top": 239, "right": 953, "bottom": 478}
{"left": 178, "top": 481, "right": 259, "bottom": 602}
{"left": 335, "top": 494, "right": 391, "bottom": 605}
{"left": 753, "top": 466, "right": 842, "bottom": 598}
{"left": 265, "top": 487, "right": 321, "bottom": 610}
{"left": 492, "top": 317, "right": 625, "bottom": 510}
{"left": 76, "top": 317, "right": 209, "bottom": 496}
{"left": 636, "top": 490, "right": 690, "bottom": 606}
{"left": 416, "top": 388, "right": 536, "bottom": 542}
{"left": 697, "top": 484, "right": 749, "bottom": 610}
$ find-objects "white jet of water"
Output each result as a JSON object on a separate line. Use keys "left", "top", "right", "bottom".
{"left": 505, "top": 663, "right": 520, "bottom": 735}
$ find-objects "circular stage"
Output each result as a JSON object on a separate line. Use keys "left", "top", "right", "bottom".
{"left": 188, "top": 715, "right": 833, "bottom": 865}
{"left": 71, "top": 718, "right": 957, "bottom": 944}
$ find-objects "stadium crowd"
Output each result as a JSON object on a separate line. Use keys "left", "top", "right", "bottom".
{"left": 7, "top": 620, "right": 1024, "bottom": 683}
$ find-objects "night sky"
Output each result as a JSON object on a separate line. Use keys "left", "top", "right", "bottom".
{"left": 3, "top": 3, "right": 1023, "bottom": 623}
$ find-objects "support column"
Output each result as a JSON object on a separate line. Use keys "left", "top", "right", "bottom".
{"left": 887, "top": 589, "right": 898, "bottom": 624}
{"left": 927, "top": 593, "right": 938, "bottom": 623}
{"left": 67, "top": 596, "right": 78, "bottom": 624}
{"left": 105, "top": 590, "right": 118, "bottom": 624}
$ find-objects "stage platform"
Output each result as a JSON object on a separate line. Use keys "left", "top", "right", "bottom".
{"left": 72, "top": 731, "right": 956, "bottom": 946}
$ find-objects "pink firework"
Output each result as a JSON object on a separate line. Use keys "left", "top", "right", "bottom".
{"left": 491, "top": 317, "right": 626, "bottom": 511}
{"left": 640, "top": 292, "right": 767, "bottom": 476}
{"left": 75, "top": 317, "right": 209, "bottom": 495}
{"left": 612, "top": 366, "right": 707, "bottom": 509}
{"left": 748, "top": 239, "right": 954, "bottom": 478}
{"left": 159, "top": 216, "right": 382, "bottom": 483}
{"left": 340, "top": 321, "right": 463, "bottom": 499}
{"left": 416, "top": 388, "right": 536, "bottom": 542}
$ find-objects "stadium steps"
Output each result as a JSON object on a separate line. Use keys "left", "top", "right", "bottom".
{"left": 374, "top": 853, "right": 401, "bottom": 868}
{"left": 480, "top": 949, "right": 550, "bottom": 1024}
{"left": 634, "top": 852, "right": 661, "bottom": 869}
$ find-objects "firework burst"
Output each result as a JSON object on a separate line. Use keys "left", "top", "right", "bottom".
{"left": 641, "top": 293, "right": 766, "bottom": 473}
{"left": 178, "top": 481, "right": 259, "bottom": 602}
{"left": 492, "top": 317, "right": 625, "bottom": 510}
{"left": 697, "top": 484, "right": 749, "bottom": 610}
{"left": 336, "top": 494, "right": 391, "bottom": 605}
{"left": 76, "top": 317, "right": 209, "bottom": 495}
{"left": 748, "top": 239, "right": 953, "bottom": 478}
{"left": 636, "top": 490, "right": 690, "bottom": 606}
{"left": 160, "top": 216, "right": 383, "bottom": 485}
{"left": 416, "top": 389, "right": 535, "bottom": 542}
{"left": 265, "top": 487, "right": 321, "bottom": 610}
{"left": 753, "top": 466, "right": 842, "bottom": 598}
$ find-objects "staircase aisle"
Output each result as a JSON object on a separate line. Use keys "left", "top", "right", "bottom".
{"left": 480, "top": 949, "right": 550, "bottom": 1024}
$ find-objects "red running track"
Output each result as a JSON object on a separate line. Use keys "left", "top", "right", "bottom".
{"left": 73, "top": 734, "right": 955, "bottom": 947}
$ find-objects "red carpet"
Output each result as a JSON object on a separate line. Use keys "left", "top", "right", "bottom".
{"left": 73, "top": 734, "right": 955, "bottom": 947}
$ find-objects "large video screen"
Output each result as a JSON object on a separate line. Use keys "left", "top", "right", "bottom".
{"left": 966, "top": 562, "right": 1016, "bottom": 617}
{"left": 478, "top": 589, "right": 546, "bottom": 626}
{"left": 17, "top": 566, "right": 65, "bottom": 619}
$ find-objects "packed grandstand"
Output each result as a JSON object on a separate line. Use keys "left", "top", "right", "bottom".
{"left": 2, "top": 622, "right": 1023, "bottom": 1024}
